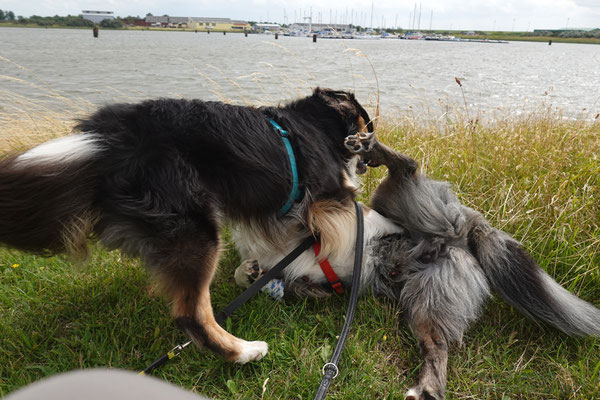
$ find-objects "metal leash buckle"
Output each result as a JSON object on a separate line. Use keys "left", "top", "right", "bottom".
{"left": 169, "top": 341, "right": 192, "bottom": 359}
{"left": 321, "top": 362, "right": 339, "bottom": 379}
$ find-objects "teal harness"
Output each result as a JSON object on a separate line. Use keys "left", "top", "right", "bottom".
{"left": 269, "top": 119, "right": 303, "bottom": 215}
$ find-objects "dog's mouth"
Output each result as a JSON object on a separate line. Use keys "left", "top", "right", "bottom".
{"left": 355, "top": 157, "right": 381, "bottom": 175}
{"left": 356, "top": 158, "right": 368, "bottom": 175}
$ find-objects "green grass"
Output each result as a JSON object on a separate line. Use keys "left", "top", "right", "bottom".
{"left": 1, "top": 113, "right": 599, "bottom": 399}
{"left": 454, "top": 33, "right": 600, "bottom": 45}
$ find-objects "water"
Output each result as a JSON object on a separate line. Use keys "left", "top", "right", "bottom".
{"left": 1, "top": 27, "right": 599, "bottom": 119}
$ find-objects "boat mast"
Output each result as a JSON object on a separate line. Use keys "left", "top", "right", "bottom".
{"left": 429, "top": 9, "right": 432, "bottom": 31}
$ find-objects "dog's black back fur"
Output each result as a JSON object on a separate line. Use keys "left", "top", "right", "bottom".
{"left": 1, "top": 89, "right": 370, "bottom": 255}
{"left": 75, "top": 96, "right": 353, "bottom": 224}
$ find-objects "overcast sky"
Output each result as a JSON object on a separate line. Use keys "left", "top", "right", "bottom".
{"left": 1, "top": 0, "right": 599, "bottom": 31}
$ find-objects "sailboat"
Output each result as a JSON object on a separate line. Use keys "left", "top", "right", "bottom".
{"left": 355, "top": 2, "right": 380, "bottom": 39}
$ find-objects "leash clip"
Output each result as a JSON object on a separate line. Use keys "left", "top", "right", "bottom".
{"left": 169, "top": 341, "right": 192, "bottom": 359}
{"left": 321, "top": 362, "right": 339, "bottom": 379}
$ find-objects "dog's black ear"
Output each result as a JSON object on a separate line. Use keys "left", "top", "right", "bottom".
{"left": 313, "top": 88, "right": 373, "bottom": 132}
{"left": 313, "top": 87, "right": 355, "bottom": 114}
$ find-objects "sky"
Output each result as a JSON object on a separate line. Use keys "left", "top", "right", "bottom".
{"left": 1, "top": 0, "right": 599, "bottom": 31}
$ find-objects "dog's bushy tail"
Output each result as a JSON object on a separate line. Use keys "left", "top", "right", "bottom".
{"left": 0, "top": 134, "right": 103, "bottom": 260}
{"left": 467, "top": 214, "right": 600, "bottom": 337}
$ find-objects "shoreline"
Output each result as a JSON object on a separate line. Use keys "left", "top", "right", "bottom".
{"left": 1, "top": 23, "right": 599, "bottom": 45}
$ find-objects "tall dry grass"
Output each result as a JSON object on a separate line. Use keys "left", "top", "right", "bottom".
{"left": 371, "top": 111, "right": 599, "bottom": 292}
{"left": 2, "top": 93, "right": 598, "bottom": 287}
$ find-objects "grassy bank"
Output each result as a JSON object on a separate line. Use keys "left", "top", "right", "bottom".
{"left": 454, "top": 33, "right": 600, "bottom": 45}
{"left": 0, "top": 110, "right": 599, "bottom": 399}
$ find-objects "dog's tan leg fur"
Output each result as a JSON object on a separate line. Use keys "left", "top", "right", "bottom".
{"left": 307, "top": 199, "right": 356, "bottom": 260}
{"left": 405, "top": 321, "right": 448, "bottom": 400}
{"left": 160, "top": 236, "right": 267, "bottom": 364}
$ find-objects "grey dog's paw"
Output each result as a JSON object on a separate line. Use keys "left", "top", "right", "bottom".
{"left": 344, "top": 131, "right": 376, "bottom": 154}
{"left": 234, "top": 260, "right": 264, "bottom": 288}
{"left": 405, "top": 386, "right": 445, "bottom": 400}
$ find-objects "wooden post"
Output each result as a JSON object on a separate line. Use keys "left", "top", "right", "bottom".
{"left": 93, "top": 26, "right": 99, "bottom": 38}
{"left": 275, "top": 32, "right": 278, "bottom": 39}
{"left": 313, "top": 33, "right": 317, "bottom": 42}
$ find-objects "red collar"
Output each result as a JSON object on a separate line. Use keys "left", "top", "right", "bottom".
{"left": 313, "top": 241, "right": 344, "bottom": 294}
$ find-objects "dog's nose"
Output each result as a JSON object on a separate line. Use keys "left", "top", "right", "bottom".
{"left": 418, "top": 250, "right": 436, "bottom": 264}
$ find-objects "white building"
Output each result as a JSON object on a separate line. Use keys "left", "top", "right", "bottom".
{"left": 82, "top": 10, "right": 115, "bottom": 24}
{"left": 289, "top": 23, "right": 352, "bottom": 33}
{"left": 253, "top": 23, "right": 282, "bottom": 33}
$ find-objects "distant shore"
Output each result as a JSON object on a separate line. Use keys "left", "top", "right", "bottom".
{"left": 1, "top": 23, "right": 600, "bottom": 45}
{"left": 453, "top": 33, "right": 600, "bottom": 45}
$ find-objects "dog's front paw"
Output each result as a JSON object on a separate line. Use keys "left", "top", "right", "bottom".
{"left": 234, "top": 260, "right": 264, "bottom": 288}
{"left": 233, "top": 340, "right": 268, "bottom": 364}
{"left": 344, "top": 131, "right": 376, "bottom": 154}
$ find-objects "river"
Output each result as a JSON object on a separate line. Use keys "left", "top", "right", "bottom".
{"left": 1, "top": 27, "right": 599, "bottom": 119}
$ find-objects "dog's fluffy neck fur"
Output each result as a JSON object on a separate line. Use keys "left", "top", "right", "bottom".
{"left": 232, "top": 203, "right": 402, "bottom": 288}
{"left": 232, "top": 151, "right": 402, "bottom": 289}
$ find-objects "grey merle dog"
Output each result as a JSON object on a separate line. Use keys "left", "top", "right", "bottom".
{"left": 235, "top": 131, "right": 600, "bottom": 400}
{"left": 346, "top": 131, "right": 600, "bottom": 399}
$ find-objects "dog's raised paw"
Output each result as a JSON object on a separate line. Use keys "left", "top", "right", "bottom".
{"left": 234, "top": 260, "right": 264, "bottom": 288}
{"left": 234, "top": 340, "right": 268, "bottom": 364}
{"left": 344, "top": 131, "right": 375, "bottom": 154}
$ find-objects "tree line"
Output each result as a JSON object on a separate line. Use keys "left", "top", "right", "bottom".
{"left": 0, "top": 10, "right": 126, "bottom": 28}
{"left": 533, "top": 29, "right": 600, "bottom": 38}
{"left": 0, "top": 9, "right": 16, "bottom": 20}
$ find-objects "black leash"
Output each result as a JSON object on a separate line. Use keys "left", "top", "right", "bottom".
{"left": 313, "top": 201, "right": 364, "bottom": 400}
{"left": 140, "top": 235, "right": 316, "bottom": 376}
{"left": 140, "top": 201, "right": 365, "bottom": 400}
{"left": 215, "top": 235, "right": 316, "bottom": 324}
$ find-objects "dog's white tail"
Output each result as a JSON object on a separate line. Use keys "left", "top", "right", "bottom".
{"left": 0, "top": 134, "right": 102, "bottom": 259}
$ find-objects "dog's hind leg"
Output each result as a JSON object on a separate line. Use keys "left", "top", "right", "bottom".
{"left": 152, "top": 229, "right": 268, "bottom": 364}
{"left": 405, "top": 321, "right": 448, "bottom": 400}
{"left": 344, "top": 132, "right": 418, "bottom": 178}
{"left": 400, "top": 248, "right": 490, "bottom": 400}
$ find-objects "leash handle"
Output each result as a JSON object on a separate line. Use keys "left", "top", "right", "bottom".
{"left": 314, "top": 201, "right": 364, "bottom": 400}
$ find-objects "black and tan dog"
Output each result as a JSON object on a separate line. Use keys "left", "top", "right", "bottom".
{"left": 0, "top": 88, "right": 379, "bottom": 363}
